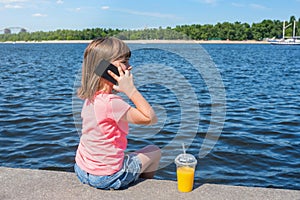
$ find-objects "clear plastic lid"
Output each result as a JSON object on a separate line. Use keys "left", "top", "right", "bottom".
{"left": 175, "top": 153, "right": 197, "bottom": 166}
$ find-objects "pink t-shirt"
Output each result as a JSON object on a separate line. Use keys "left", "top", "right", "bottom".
{"left": 75, "top": 92, "right": 131, "bottom": 176}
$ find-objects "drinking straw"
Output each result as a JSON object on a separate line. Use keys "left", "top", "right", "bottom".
{"left": 182, "top": 143, "right": 186, "bottom": 155}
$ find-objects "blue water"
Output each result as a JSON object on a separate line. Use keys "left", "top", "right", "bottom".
{"left": 0, "top": 43, "right": 299, "bottom": 190}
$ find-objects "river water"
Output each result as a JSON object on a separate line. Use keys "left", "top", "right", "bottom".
{"left": 0, "top": 43, "right": 299, "bottom": 190}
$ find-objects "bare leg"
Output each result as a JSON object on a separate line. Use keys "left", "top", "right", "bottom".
{"left": 135, "top": 145, "right": 161, "bottom": 179}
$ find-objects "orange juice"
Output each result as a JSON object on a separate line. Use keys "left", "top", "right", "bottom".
{"left": 176, "top": 166, "right": 195, "bottom": 192}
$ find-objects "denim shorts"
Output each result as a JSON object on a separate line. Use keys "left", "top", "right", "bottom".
{"left": 74, "top": 154, "right": 142, "bottom": 190}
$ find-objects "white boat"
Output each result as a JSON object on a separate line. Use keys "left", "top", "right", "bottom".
{"left": 268, "top": 20, "right": 300, "bottom": 45}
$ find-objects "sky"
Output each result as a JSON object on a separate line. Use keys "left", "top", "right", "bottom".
{"left": 0, "top": 0, "right": 300, "bottom": 32}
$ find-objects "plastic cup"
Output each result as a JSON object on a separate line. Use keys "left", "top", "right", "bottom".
{"left": 175, "top": 153, "right": 197, "bottom": 192}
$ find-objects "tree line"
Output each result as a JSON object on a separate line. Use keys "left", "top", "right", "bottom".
{"left": 1, "top": 16, "right": 299, "bottom": 42}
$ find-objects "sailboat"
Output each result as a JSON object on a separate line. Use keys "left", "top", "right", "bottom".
{"left": 268, "top": 20, "right": 300, "bottom": 45}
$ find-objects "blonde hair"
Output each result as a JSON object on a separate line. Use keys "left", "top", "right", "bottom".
{"left": 77, "top": 37, "right": 131, "bottom": 101}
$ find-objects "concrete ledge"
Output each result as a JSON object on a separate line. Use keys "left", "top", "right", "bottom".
{"left": 0, "top": 167, "right": 299, "bottom": 200}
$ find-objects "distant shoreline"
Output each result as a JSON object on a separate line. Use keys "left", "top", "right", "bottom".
{"left": 1, "top": 39, "right": 269, "bottom": 44}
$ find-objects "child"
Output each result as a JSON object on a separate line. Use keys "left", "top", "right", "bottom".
{"left": 74, "top": 37, "right": 161, "bottom": 190}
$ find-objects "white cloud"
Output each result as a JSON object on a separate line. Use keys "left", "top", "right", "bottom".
{"left": 231, "top": 3, "right": 244, "bottom": 7}
{"left": 113, "top": 8, "right": 177, "bottom": 19}
{"left": 32, "top": 13, "right": 47, "bottom": 17}
{"left": 194, "top": 0, "right": 217, "bottom": 5}
{"left": 4, "top": 4, "right": 22, "bottom": 8}
{"left": 101, "top": 6, "right": 109, "bottom": 10}
{"left": 56, "top": 0, "right": 63, "bottom": 4}
{"left": 0, "top": 0, "right": 27, "bottom": 3}
{"left": 1, "top": 0, "right": 25, "bottom": 9}
{"left": 67, "top": 7, "right": 81, "bottom": 12}
{"left": 250, "top": 3, "right": 268, "bottom": 10}
{"left": 231, "top": 2, "right": 268, "bottom": 10}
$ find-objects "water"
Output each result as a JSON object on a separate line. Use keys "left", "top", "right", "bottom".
{"left": 0, "top": 43, "right": 299, "bottom": 190}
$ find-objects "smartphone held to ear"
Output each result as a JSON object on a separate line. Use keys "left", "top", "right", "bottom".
{"left": 94, "top": 59, "right": 119, "bottom": 85}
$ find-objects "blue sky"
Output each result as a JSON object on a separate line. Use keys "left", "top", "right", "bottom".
{"left": 1, "top": 0, "right": 300, "bottom": 32}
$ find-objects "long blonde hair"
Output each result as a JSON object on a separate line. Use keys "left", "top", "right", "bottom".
{"left": 77, "top": 37, "right": 131, "bottom": 101}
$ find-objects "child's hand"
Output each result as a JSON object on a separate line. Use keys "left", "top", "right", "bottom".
{"left": 108, "top": 66, "right": 137, "bottom": 98}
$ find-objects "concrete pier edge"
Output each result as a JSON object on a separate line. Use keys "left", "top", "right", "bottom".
{"left": 0, "top": 167, "right": 299, "bottom": 200}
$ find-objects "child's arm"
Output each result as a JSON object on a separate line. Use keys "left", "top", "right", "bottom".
{"left": 108, "top": 67, "right": 157, "bottom": 125}
{"left": 124, "top": 88, "right": 157, "bottom": 125}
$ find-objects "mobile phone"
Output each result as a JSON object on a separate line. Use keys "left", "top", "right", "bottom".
{"left": 94, "top": 59, "right": 119, "bottom": 85}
